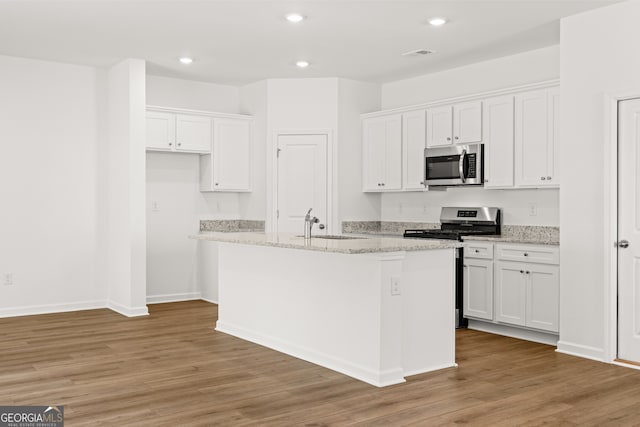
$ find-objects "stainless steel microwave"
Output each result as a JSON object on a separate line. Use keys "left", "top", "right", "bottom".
{"left": 424, "top": 144, "right": 484, "bottom": 187}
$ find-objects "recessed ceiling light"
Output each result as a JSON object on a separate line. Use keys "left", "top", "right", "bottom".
{"left": 179, "top": 57, "right": 193, "bottom": 65}
{"left": 296, "top": 60, "right": 310, "bottom": 68}
{"left": 429, "top": 17, "right": 447, "bottom": 26}
{"left": 286, "top": 13, "right": 305, "bottom": 23}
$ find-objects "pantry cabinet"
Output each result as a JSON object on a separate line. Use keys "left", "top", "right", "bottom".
{"left": 200, "top": 117, "right": 252, "bottom": 192}
{"left": 402, "top": 110, "right": 427, "bottom": 190}
{"left": 362, "top": 114, "right": 402, "bottom": 191}
{"left": 514, "top": 87, "right": 560, "bottom": 187}
{"left": 146, "top": 111, "right": 212, "bottom": 153}
{"left": 426, "top": 101, "right": 482, "bottom": 148}
{"left": 483, "top": 96, "right": 515, "bottom": 188}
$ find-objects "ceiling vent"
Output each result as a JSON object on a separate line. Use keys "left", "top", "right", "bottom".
{"left": 402, "top": 49, "right": 436, "bottom": 57}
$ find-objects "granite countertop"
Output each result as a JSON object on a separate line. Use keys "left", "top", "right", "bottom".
{"left": 462, "top": 226, "right": 559, "bottom": 245}
{"left": 190, "top": 232, "right": 459, "bottom": 254}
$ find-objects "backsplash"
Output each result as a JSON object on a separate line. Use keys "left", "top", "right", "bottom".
{"left": 200, "top": 220, "right": 265, "bottom": 232}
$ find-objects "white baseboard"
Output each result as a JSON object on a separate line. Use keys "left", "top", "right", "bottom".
{"left": 468, "top": 319, "right": 559, "bottom": 346}
{"left": 556, "top": 340, "right": 605, "bottom": 362}
{"left": 107, "top": 300, "right": 149, "bottom": 317}
{"left": 0, "top": 300, "right": 107, "bottom": 318}
{"left": 216, "top": 321, "right": 405, "bottom": 387}
{"left": 146, "top": 292, "right": 202, "bottom": 304}
{"left": 200, "top": 297, "right": 218, "bottom": 305}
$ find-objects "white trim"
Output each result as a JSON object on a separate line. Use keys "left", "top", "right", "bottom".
{"left": 146, "top": 292, "right": 202, "bottom": 304}
{"left": 468, "top": 319, "right": 559, "bottom": 346}
{"left": 362, "top": 79, "right": 560, "bottom": 118}
{"left": 146, "top": 105, "right": 253, "bottom": 120}
{"left": 0, "top": 300, "right": 107, "bottom": 319}
{"left": 216, "top": 320, "right": 406, "bottom": 387}
{"left": 107, "top": 300, "right": 149, "bottom": 317}
{"left": 612, "top": 360, "right": 640, "bottom": 371}
{"left": 556, "top": 341, "right": 605, "bottom": 362}
{"left": 269, "top": 129, "right": 337, "bottom": 234}
{"left": 200, "top": 297, "right": 219, "bottom": 305}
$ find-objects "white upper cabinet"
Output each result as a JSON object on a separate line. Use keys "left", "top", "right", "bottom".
{"left": 426, "top": 101, "right": 482, "bottom": 147}
{"left": 514, "top": 88, "right": 560, "bottom": 187}
{"left": 483, "top": 96, "right": 515, "bottom": 188}
{"left": 453, "top": 101, "right": 483, "bottom": 144}
{"left": 402, "top": 110, "right": 427, "bottom": 190}
{"left": 146, "top": 110, "right": 212, "bottom": 153}
{"left": 426, "top": 106, "right": 453, "bottom": 147}
{"left": 362, "top": 114, "right": 402, "bottom": 191}
{"left": 200, "top": 117, "right": 252, "bottom": 192}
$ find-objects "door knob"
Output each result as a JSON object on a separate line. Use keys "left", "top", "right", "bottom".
{"left": 319, "top": 224, "right": 325, "bottom": 230}
{"left": 617, "top": 240, "right": 630, "bottom": 249}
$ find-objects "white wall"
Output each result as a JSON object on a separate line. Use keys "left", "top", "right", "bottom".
{"left": 0, "top": 55, "right": 105, "bottom": 316}
{"left": 379, "top": 46, "right": 561, "bottom": 226}
{"left": 558, "top": 0, "right": 640, "bottom": 361}
{"left": 106, "top": 59, "right": 148, "bottom": 316}
{"left": 145, "top": 76, "right": 244, "bottom": 302}
{"left": 382, "top": 188, "right": 559, "bottom": 226}
{"left": 382, "top": 45, "right": 560, "bottom": 109}
{"left": 147, "top": 75, "right": 240, "bottom": 113}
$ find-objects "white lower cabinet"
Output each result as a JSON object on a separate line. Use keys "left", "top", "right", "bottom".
{"left": 463, "top": 258, "right": 494, "bottom": 321}
{"left": 465, "top": 241, "right": 559, "bottom": 334}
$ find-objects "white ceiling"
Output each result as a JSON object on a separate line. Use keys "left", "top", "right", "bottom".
{"left": 0, "top": 0, "right": 622, "bottom": 86}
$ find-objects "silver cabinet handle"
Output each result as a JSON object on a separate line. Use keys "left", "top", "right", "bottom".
{"left": 526, "top": 271, "right": 530, "bottom": 274}
{"left": 168, "top": 142, "right": 173, "bottom": 146}
{"left": 455, "top": 136, "right": 459, "bottom": 140}
{"left": 524, "top": 253, "right": 529, "bottom": 257}
{"left": 541, "top": 177, "right": 546, "bottom": 180}
{"left": 177, "top": 142, "right": 182, "bottom": 147}
{"left": 214, "top": 183, "right": 219, "bottom": 186}
{"left": 458, "top": 149, "right": 467, "bottom": 183}
{"left": 474, "top": 249, "right": 479, "bottom": 253}
{"left": 618, "top": 240, "right": 630, "bottom": 249}
{"left": 520, "top": 270, "right": 524, "bottom": 274}
{"left": 547, "top": 176, "right": 552, "bottom": 180}
{"left": 447, "top": 137, "right": 451, "bottom": 141}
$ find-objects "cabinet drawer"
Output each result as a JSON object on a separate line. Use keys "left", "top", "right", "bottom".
{"left": 495, "top": 244, "right": 559, "bottom": 265}
{"left": 464, "top": 242, "right": 494, "bottom": 259}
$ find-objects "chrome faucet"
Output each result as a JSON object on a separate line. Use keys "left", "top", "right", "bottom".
{"left": 304, "top": 208, "right": 320, "bottom": 239}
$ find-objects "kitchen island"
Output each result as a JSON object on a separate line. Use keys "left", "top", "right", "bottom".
{"left": 192, "top": 232, "right": 458, "bottom": 387}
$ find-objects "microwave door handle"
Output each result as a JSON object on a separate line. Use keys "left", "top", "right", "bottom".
{"left": 459, "top": 150, "right": 467, "bottom": 183}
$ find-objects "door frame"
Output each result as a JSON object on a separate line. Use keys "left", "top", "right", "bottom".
{"left": 268, "top": 129, "right": 337, "bottom": 235}
{"left": 604, "top": 91, "right": 640, "bottom": 365}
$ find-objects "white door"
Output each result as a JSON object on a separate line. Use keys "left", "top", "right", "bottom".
{"left": 276, "top": 134, "right": 328, "bottom": 234}
{"left": 618, "top": 98, "right": 640, "bottom": 362}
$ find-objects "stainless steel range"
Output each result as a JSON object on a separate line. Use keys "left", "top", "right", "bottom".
{"left": 403, "top": 207, "right": 501, "bottom": 328}
{"left": 403, "top": 207, "right": 501, "bottom": 241}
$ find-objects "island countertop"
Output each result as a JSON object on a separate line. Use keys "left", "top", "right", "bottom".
{"left": 191, "top": 232, "right": 458, "bottom": 254}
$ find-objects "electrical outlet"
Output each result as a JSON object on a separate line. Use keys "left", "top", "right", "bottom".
{"left": 3, "top": 273, "right": 13, "bottom": 286}
{"left": 528, "top": 203, "right": 538, "bottom": 216}
{"left": 391, "top": 276, "right": 401, "bottom": 296}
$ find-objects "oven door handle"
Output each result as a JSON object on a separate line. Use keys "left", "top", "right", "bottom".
{"left": 459, "top": 149, "right": 467, "bottom": 183}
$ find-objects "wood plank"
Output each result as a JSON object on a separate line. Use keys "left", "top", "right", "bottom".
{"left": 1, "top": 300, "right": 639, "bottom": 425}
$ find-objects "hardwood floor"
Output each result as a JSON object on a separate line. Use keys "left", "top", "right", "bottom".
{"left": 2, "top": 300, "right": 640, "bottom": 426}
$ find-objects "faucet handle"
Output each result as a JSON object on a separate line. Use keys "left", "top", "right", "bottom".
{"left": 306, "top": 208, "right": 313, "bottom": 217}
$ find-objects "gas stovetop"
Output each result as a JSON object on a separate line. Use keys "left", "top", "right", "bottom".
{"left": 403, "top": 207, "right": 501, "bottom": 241}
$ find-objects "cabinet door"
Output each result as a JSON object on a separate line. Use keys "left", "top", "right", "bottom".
{"left": 526, "top": 264, "right": 559, "bottom": 332}
{"left": 402, "top": 110, "right": 427, "bottom": 190}
{"left": 426, "top": 106, "right": 453, "bottom": 147}
{"left": 494, "top": 261, "right": 527, "bottom": 326}
{"left": 483, "top": 96, "right": 514, "bottom": 188}
{"left": 547, "top": 87, "right": 560, "bottom": 186}
{"left": 362, "top": 115, "right": 402, "bottom": 191}
{"left": 212, "top": 118, "right": 252, "bottom": 191}
{"left": 463, "top": 258, "right": 494, "bottom": 320}
{"left": 453, "top": 101, "right": 482, "bottom": 144}
{"left": 514, "top": 88, "right": 559, "bottom": 188}
{"left": 146, "top": 111, "right": 175, "bottom": 151}
{"left": 175, "top": 114, "right": 212, "bottom": 153}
